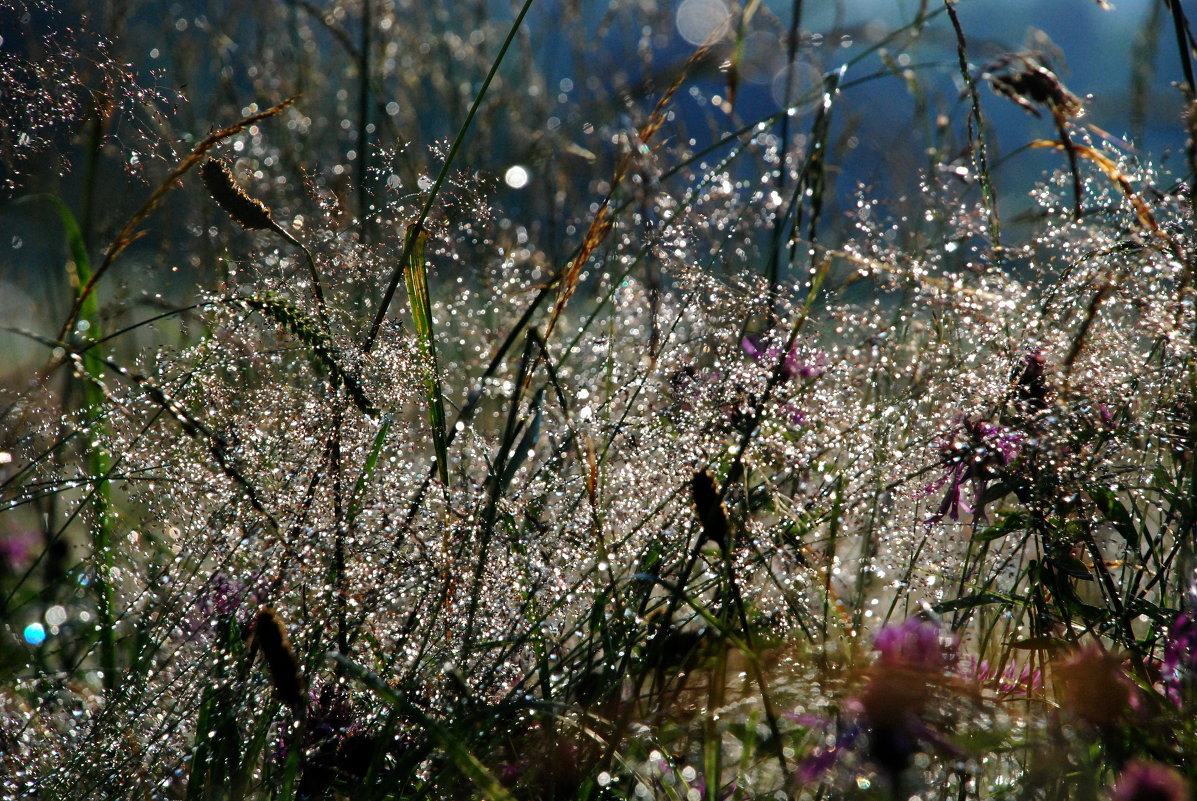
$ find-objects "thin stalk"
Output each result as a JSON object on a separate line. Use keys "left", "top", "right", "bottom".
{"left": 945, "top": 0, "right": 1002, "bottom": 259}
{"left": 357, "top": 0, "right": 373, "bottom": 243}
{"left": 1165, "top": 0, "right": 1197, "bottom": 211}
{"left": 768, "top": 0, "right": 804, "bottom": 297}
{"left": 363, "top": 0, "right": 538, "bottom": 352}
{"left": 51, "top": 196, "right": 117, "bottom": 691}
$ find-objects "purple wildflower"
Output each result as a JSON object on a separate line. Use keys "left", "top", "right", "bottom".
{"left": 787, "top": 405, "right": 808, "bottom": 428}
{"left": 790, "top": 350, "right": 827, "bottom": 381}
{"left": 1111, "top": 760, "right": 1190, "bottom": 801}
{"left": 797, "top": 619, "right": 959, "bottom": 790}
{"left": 0, "top": 528, "right": 38, "bottom": 572}
{"left": 1056, "top": 643, "right": 1139, "bottom": 727}
{"left": 185, "top": 572, "right": 255, "bottom": 634}
{"left": 295, "top": 685, "right": 386, "bottom": 798}
{"left": 924, "top": 417, "right": 1023, "bottom": 523}
{"left": 1162, "top": 613, "right": 1197, "bottom": 709}
{"left": 741, "top": 334, "right": 826, "bottom": 382}
{"left": 967, "top": 657, "right": 1042, "bottom": 698}
{"left": 796, "top": 723, "right": 861, "bottom": 784}
{"left": 922, "top": 462, "right": 970, "bottom": 521}
{"left": 740, "top": 334, "right": 770, "bottom": 362}
{"left": 1097, "top": 403, "right": 1116, "bottom": 429}
{"left": 874, "top": 617, "right": 955, "bottom": 670}
{"left": 205, "top": 573, "right": 244, "bottom": 617}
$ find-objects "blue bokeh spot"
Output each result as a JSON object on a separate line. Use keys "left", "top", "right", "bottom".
{"left": 23, "top": 622, "right": 46, "bottom": 646}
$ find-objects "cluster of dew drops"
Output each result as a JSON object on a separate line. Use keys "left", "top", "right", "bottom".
{"left": 3, "top": 1, "right": 1196, "bottom": 795}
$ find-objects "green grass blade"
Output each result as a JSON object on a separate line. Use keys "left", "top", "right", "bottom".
{"left": 401, "top": 225, "right": 450, "bottom": 489}
{"left": 348, "top": 413, "right": 393, "bottom": 525}
{"left": 497, "top": 389, "right": 542, "bottom": 497}
{"left": 50, "top": 195, "right": 117, "bottom": 692}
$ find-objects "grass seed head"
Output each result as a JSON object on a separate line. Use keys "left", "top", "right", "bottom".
{"left": 200, "top": 158, "right": 277, "bottom": 232}
{"left": 987, "top": 53, "right": 1083, "bottom": 118}
{"left": 252, "top": 606, "right": 305, "bottom": 710}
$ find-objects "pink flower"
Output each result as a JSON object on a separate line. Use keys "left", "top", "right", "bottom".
{"left": 1055, "top": 643, "right": 1139, "bottom": 727}
{"left": 1111, "top": 760, "right": 1190, "bottom": 801}
{"left": 874, "top": 617, "right": 956, "bottom": 670}
{"left": 967, "top": 657, "right": 1042, "bottom": 697}
{"left": 924, "top": 417, "right": 1023, "bottom": 524}
{"left": 741, "top": 334, "right": 826, "bottom": 382}
{"left": 796, "top": 618, "right": 960, "bottom": 790}
{"left": 1162, "top": 613, "right": 1197, "bottom": 709}
{"left": 0, "top": 528, "right": 39, "bottom": 572}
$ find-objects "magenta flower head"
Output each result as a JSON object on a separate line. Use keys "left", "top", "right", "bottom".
{"left": 923, "top": 417, "right": 1023, "bottom": 524}
{"left": 873, "top": 617, "right": 955, "bottom": 670}
{"left": 1162, "top": 613, "right": 1197, "bottom": 708}
{"left": 1111, "top": 760, "right": 1190, "bottom": 801}
{"left": 741, "top": 333, "right": 826, "bottom": 382}
{"left": 1055, "top": 643, "right": 1139, "bottom": 727}
{"left": 740, "top": 334, "right": 770, "bottom": 362}
{"left": 968, "top": 657, "right": 1042, "bottom": 698}
{"left": 0, "top": 528, "right": 38, "bottom": 573}
{"left": 797, "top": 618, "right": 960, "bottom": 791}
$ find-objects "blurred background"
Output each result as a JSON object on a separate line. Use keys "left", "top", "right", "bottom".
{"left": 0, "top": 0, "right": 1190, "bottom": 379}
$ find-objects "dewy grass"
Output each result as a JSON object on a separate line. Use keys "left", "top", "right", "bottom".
{"left": 3, "top": 0, "right": 1197, "bottom": 799}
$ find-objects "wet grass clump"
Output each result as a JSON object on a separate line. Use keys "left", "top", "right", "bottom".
{"left": 2, "top": 0, "right": 1197, "bottom": 799}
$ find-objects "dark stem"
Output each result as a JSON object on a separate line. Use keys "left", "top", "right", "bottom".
{"left": 767, "top": 0, "right": 804, "bottom": 298}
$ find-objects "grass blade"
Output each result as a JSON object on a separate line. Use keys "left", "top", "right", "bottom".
{"left": 401, "top": 225, "right": 450, "bottom": 489}
{"left": 348, "top": 413, "right": 393, "bottom": 525}
{"left": 50, "top": 195, "right": 117, "bottom": 692}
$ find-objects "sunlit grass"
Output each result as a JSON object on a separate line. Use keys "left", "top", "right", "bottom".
{"left": 1, "top": 1, "right": 1196, "bottom": 799}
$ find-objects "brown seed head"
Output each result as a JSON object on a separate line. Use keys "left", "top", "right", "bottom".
{"left": 201, "top": 158, "right": 276, "bottom": 232}
{"left": 988, "top": 54, "right": 1083, "bottom": 119}
{"left": 252, "top": 606, "right": 305, "bottom": 709}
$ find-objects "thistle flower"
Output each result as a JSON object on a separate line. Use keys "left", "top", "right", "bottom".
{"left": 741, "top": 334, "right": 826, "bottom": 382}
{"left": 0, "top": 528, "right": 37, "bottom": 573}
{"left": 873, "top": 617, "right": 956, "bottom": 671}
{"left": 184, "top": 572, "right": 254, "bottom": 635}
{"left": 797, "top": 618, "right": 960, "bottom": 790}
{"left": 1055, "top": 643, "right": 1137, "bottom": 727}
{"left": 968, "top": 657, "right": 1043, "bottom": 698}
{"left": 297, "top": 685, "right": 382, "bottom": 797}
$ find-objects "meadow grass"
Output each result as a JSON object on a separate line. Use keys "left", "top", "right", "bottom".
{"left": 1, "top": 1, "right": 1197, "bottom": 799}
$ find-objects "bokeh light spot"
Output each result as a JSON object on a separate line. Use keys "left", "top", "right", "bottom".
{"left": 504, "top": 165, "right": 530, "bottom": 189}
{"left": 676, "top": 0, "right": 730, "bottom": 46}
{"left": 24, "top": 623, "right": 46, "bottom": 645}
